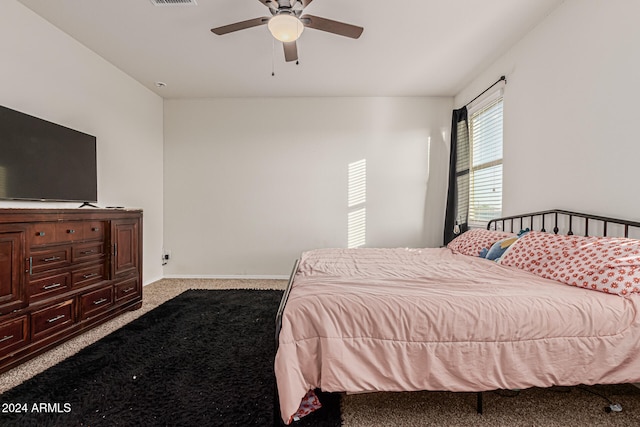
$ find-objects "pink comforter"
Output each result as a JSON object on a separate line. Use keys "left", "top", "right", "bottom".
{"left": 275, "top": 248, "right": 640, "bottom": 423}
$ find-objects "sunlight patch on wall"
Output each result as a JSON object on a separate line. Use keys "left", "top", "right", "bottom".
{"left": 348, "top": 159, "right": 366, "bottom": 207}
{"left": 348, "top": 159, "right": 366, "bottom": 248}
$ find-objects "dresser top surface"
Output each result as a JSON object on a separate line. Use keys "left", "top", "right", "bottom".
{"left": 0, "top": 208, "right": 142, "bottom": 224}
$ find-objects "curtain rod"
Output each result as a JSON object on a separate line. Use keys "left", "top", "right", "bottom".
{"left": 465, "top": 75, "right": 506, "bottom": 107}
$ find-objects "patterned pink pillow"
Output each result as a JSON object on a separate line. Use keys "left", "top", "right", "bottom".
{"left": 447, "top": 229, "right": 514, "bottom": 257}
{"left": 289, "top": 389, "right": 322, "bottom": 423}
{"left": 499, "top": 231, "right": 640, "bottom": 296}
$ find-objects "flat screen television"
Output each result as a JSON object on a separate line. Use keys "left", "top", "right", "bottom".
{"left": 0, "top": 105, "right": 97, "bottom": 203}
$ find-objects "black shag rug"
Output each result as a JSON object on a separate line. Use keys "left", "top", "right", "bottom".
{"left": 0, "top": 289, "right": 341, "bottom": 427}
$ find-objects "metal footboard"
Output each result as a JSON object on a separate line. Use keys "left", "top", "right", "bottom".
{"left": 275, "top": 258, "right": 300, "bottom": 350}
{"left": 274, "top": 259, "right": 300, "bottom": 426}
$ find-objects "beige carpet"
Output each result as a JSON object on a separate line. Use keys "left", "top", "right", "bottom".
{"left": 2, "top": 278, "right": 640, "bottom": 426}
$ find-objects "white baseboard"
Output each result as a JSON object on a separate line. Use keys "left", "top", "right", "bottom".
{"left": 162, "top": 274, "right": 289, "bottom": 280}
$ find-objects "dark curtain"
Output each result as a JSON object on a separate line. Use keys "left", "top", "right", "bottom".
{"left": 443, "top": 107, "right": 470, "bottom": 245}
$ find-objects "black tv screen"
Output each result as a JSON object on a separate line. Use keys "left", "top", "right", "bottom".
{"left": 0, "top": 105, "right": 97, "bottom": 203}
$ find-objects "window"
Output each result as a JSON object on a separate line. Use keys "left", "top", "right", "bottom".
{"left": 468, "top": 96, "right": 503, "bottom": 227}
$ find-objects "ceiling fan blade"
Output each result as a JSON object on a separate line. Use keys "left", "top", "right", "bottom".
{"left": 211, "top": 17, "right": 269, "bottom": 35}
{"left": 257, "top": 0, "right": 278, "bottom": 12}
{"left": 293, "top": 0, "right": 313, "bottom": 8}
{"left": 283, "top": 41, "right": 298, "bottom": 62}
{"left": 300, "top": 14, "right": 363, "bottom": 39}
{"left": 261, "top": 0, "right": 296, "bottom": 8}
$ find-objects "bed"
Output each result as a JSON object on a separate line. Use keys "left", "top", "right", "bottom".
{"left": 274, "top": 210, "right": 640, "bottom": 424}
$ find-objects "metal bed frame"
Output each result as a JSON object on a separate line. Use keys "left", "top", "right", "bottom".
{"left": 487, "top": 209, "right": 640, "bottom": 238}
{"left": 274, "top": 209, "right": 640, "bottom": 424}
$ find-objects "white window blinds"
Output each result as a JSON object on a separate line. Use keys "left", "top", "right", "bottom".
{"left": 455, "top": 119, "right": 470, "bottom": 226}
{"left": 468, "top": 97, "right": 503, "bottom": 227}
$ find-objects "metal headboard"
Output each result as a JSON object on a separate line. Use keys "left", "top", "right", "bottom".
{"left": 487, "top": 209, "right": 640, "bottom": 238}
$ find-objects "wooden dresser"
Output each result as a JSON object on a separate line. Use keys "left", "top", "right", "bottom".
{"left": 0, "top": 208, "right": 142, "bottom": 373}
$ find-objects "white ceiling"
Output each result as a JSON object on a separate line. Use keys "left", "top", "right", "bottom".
{"left": 18, "top": 0, "right": 563, "bottom": 99}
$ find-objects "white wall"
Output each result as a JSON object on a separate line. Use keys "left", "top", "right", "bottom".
{"left": 455, "top": 0, "right": 640, "bottom": 222}
{"left": 164, "top": 97, "right": 452, "bottom": 277}
{"left": 0, "top": 1, "right": 164, "bottom": 284}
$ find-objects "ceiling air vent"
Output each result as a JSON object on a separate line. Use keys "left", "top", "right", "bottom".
{"left": 150, "top": 0, "right": 197, "bottom": 6}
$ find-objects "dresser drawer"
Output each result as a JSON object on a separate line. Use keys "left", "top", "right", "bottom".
{"left": 30, "top": 247, "right": 71, "bottom": 274}
{"left": 28, "top": 273, "right": 72, "bottom": 301}
{"left": 31, "top": 300, "right": 74, "bottom": 340}
{"left": 54, "top": 222, "right": 82, "bottom": 242}
{"left": 72, "top": 262, "right": 106, "bottom": 288}
{"left": 0, "top": 316, "right": 29, "bottom": 358}
{"left": 115, "top": 277, "right": 140, "bottom": 303}
{"left": 72, "top": 241, "right": 106, "bottom": 263}
{"left": 81, "top": 221, "right": 105, "bottom": 241}
{"left": 29, "top": 223, "right": 58, "bottom": 246}
{"left": 80, "top": 286, "right": 113, "bottom": 320}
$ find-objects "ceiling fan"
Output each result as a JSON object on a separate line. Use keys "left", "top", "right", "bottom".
{"left": 210, "top": 0, "right": 364, "bottom": 62}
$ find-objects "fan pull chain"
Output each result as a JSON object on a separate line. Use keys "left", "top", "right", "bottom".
{"left": 296, "top": 18, "right": 301, "bottom": 66}
{"left": 271, "top": 38, "right": 275, "bottom": 76}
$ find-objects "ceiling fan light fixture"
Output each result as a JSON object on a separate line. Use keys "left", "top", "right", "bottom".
{"left": 268, "top": 13, "right": 304, "bottom": 42}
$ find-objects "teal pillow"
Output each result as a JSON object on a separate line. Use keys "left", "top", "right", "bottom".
{"left": 485, "top": 236, "right": 519, "bottom": 261}
{"left": 480, "top": 228, "right": 530, "bottom": 260}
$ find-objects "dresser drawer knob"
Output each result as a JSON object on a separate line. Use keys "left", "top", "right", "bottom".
{"left": 67, "top": 229, "right": 75, "bottom": 234}
{"left": 82, "top": 273, "right": 99, "bottom": 279}
{"left": 43, "top": 283, "right": 62, "bottom": 290}
{"left": 92, "top": 227, "right": 100, "bottom": 232}
{"left": 93, "top": 298, "right": 108, "bottom": 306}
{"left": 36, "top": 231, "right": 45, "bottom": 237}
{"left": 122, "top": 287, "right": 135, "bottom": 294}
{"left": 47, "top": 314, "right": 65, "bottom": 324}
{"left": 80, "top": 249, "right": 96, "bottom": 255}
{"left": 43, "top": 256, "right": 61, "bottom": 262}
{"left": 0, "top": 335, "right": 14, "bottom": 343}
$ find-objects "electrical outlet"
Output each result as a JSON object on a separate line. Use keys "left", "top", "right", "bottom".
{"left": 161, "top": 249, "right": 171, "bottom": 265}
